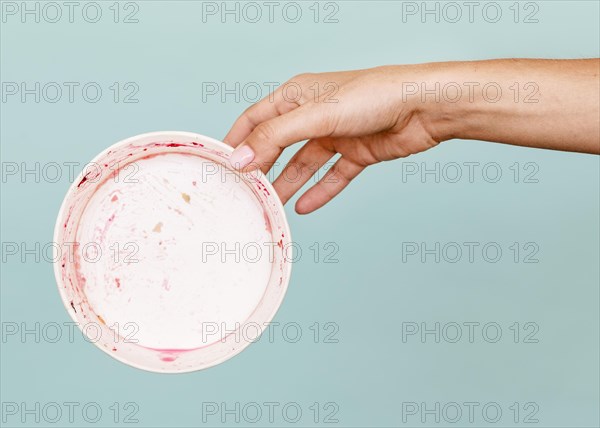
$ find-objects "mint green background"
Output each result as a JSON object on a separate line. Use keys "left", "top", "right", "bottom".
{"left": 1, "top": 1, "right": 599, "bottom": 427}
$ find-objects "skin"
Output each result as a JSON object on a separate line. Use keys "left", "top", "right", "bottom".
{"left": 224, "top": 59, "right": 600, "bottom": 214}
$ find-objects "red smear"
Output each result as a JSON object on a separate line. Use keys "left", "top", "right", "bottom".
{"left": 255, "top": 181, "right": 271, "bottom": 196}
{"left": 115, "top": 278, "right": 121, "bottom": 288}
{"left": 263, "top": 211, "right": 272, "bottom": 233}
{"left": 111, "top": 195, "right": 118, "bottom": 202}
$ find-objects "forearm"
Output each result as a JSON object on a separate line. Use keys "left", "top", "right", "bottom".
{"left": 410, "top": 59, "right": 600, "bottom": 154}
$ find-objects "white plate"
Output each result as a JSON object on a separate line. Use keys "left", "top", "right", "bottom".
{"left": 53, "top": 131, "right": 292, "bottom": 373}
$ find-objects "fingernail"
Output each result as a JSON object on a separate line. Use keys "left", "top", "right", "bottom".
{"left": 229, "top": 145, "right": 255, "bottom": 170}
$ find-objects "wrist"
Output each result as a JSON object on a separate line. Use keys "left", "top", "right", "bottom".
{"left": 400, "top": 62, "right": 475, "bottom": 143}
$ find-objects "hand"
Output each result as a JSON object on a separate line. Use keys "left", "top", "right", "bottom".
{"left": 224, "top": 60, "right": 600, "bottom": 214}
{"left": 224, "top": 66, "right": 439, "bottom": 214}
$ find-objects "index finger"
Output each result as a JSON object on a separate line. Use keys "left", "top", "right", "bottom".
{"left": 223, "top": 86, "right": 299, "bottom": 147}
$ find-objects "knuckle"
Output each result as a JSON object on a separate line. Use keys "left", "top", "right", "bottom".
{"left": 291, "top": 72, "right": 314, "bottom": 83}
{"left": 242, "top": 102, "right": 259, "bottom": 118}
{"left": 252, "top": 122, "right": 276, "bottom": 142}
{"left": 288, "top": 158, "right": 311, "bottom": 175}
{"left": 360, "top": 144, "right": 384, "bottom": 166}
{"left": 324, "top": 164, "right": 346, "bottom": 185}
{"left": 284, "top": 73, "right": 317, "bottom": 104}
